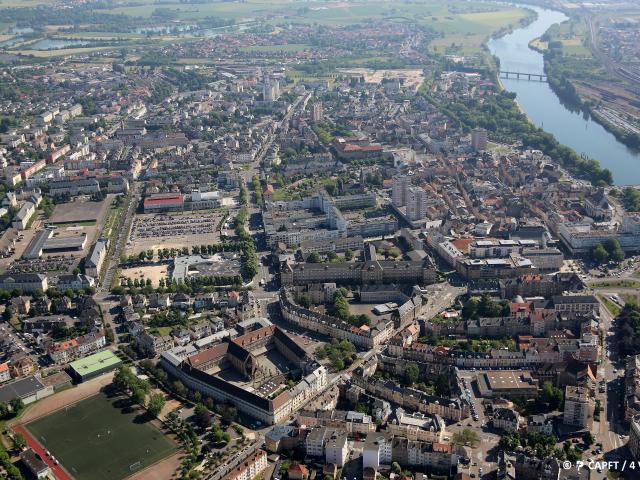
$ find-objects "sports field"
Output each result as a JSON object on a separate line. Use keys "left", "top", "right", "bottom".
{"left": 25, "top": 393, "right": 177, "bottom": 480}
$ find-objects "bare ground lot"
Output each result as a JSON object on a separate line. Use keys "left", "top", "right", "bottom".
{"left": 119, "top": 264, "right": 169, "bottom": 287}
{"left": 50, "top": 197, "right": 110, "bottom": 224}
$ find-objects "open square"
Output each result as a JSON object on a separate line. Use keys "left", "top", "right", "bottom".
{"left": 25, "top": 393, "right": 177, "bottom": 480}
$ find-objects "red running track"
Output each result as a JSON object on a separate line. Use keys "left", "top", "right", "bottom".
{"left": 13, "top": 425, "right": 73, "bottom": 480}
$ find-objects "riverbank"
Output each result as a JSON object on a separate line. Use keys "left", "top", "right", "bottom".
{"left": 488, "top": 5, "right": 640, "bottom": 184}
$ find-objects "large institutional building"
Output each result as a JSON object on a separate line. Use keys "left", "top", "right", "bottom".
{"left": 161, "top": 325, "right": 328, "bottom": 425}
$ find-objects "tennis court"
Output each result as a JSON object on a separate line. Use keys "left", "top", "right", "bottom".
{"left": 25, "top": 393, "right": 177, "bottom": 480}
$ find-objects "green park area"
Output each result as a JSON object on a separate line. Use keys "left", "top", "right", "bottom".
{"left": 25, "top": 393, "right": 177, "bottom": 480}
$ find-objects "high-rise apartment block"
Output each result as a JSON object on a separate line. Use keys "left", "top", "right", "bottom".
{"left": 471, "top": 128, "right": 488, "bottom": 151}
{"left": 392, "top": 175, "right": 410, "bottom": 207}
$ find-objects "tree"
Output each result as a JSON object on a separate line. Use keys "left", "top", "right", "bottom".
{"left": 452, "top": 428, "right": 480, "bottom": 447}
{"left": 12, "top": 433, "right": 27, "bottom": 451}
{"left": 297, "top": 294, "right": 312, "bottom": 308}
{"left": 194, "top": 404, "right": 212, "bottom": 429}
{"left": 591, "top": 244, "right": 609, "bottom": 264}
{"left": 147, "top": 393, "right": 166, "bottom": 417}
{"left": 132, "top": 387, "right": 146, "bottom": 406}
{"left": 0, "top": 402, "right": 9, "bottom": 419}
{"left": 307, "top": 252, "right": 321, "bottom": 263}
{"left": 172, "top": 380, "right": 187, "bottom": 397}
{"left": 9, "top": 397, "right": 24, "bottom": 414}
{"left": 392, "top": 462, "right": 402, "bottom": 474}
{"left": 404, "top": 363, "right": 420, "bottom": 386}
{"left": 583, "top": 431, "right": 595, "bottom": 447}
{"left": 540, "top": 381, "right": 564, "bottom": 411}
{"left": 499, "top": 429, "right": 521, "bottom": 452}
{"left": 344, "top": 249, "right": 354, "bottom": 261}
{"left": 603, "top": 237, "right": 625, "bottom": 262}
{"left": 113, "top": 365, "right": 134, "bottom": 393}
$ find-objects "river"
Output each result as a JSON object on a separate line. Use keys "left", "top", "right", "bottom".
{"left": 487, "top": 6, "right": 640, "bottom": 185}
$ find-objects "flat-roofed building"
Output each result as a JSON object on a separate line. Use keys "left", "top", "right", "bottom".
{"left": 0, "top": 376, "right": 53, "bottom": 405}
{"left": 563, "top": 386, "right": 593, "bottom": 428}
{"left": 68, "top": 350, "right": 122, "bottom": 382}
{"left": 143, "top": 193, "right": 185, "bottom": 213}
{"left": 476, "top": 370, "right": 539, "bottom": 398}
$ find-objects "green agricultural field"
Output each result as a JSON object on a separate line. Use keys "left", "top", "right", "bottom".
{"left": 25, "top": 393, "right": 177, "bottom": 480}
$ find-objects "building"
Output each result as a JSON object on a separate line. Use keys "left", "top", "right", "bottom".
{"left": 57, "top": 274, "right": 96, "bottom": 291}
{"left": 20, "top": 449, "right": 51, "bottom": 479}
{"left": 0, "top": 363, "right": 10, "bottom": 383}
{"left": 160, "top": 326, "right": 328, "bottom": 425}
{"left": 222, "top": 449, "right": 268, "bottom": 480}
{"left": 137, "top": 331, "right": 175, "bottom": 356}
{"left": 563, "top": 386, "right": 593, "bottom": 428}
{"left": 552, "top": 295, "right": 599, "bottom": 316}
{"left": 84, "top": 238, "right": 108, "bottom": 278}
{"left": 392, "top": 175, "right": 411, "bottom": 207}
{"left": 471, "top": 128, "right": 488, "bottom": 151}
{"left": 0, "top": 376, "right": 53, "bottom": 405}
{"left": 296, "top": 409, "right": 376, "bottom": 435}
{"left": 406, "top": 186, "right": 429, "bottom": 221}
{"left": 387, "top": 408, "right": 445, "bottom": 443}
{"left": 312, "top": 102, "right": 324, "bottom": 122}
{"left": 68, "top": 350, "right": 122, "bottom": 382}
{"left": 476, "top": 370, "right": 539, "bottom": 398}
{"left": 391, "top": 437, "right": 461, "bottom": 473}
{"left": 23, "top": 229, "right": 88, "bottom": 259}
{"left": 280, "top": 257, "right": 436, "bottom": 286}
{"left": 625, "top": 354, "right": 640, "bottom": 422}
{"left": 557, "top": 215, "right": 640, "bottom": 254}
{"left": 12, "top": 201, "right": 36, "bottom": 230}
{"left": 492, "top": 407, "right": 521, "bottom": 431}
{"left": 325, "top": 431, "right": 349, "bottom": 467}
{"left": 46, "top": 330, "right": 106, "bottom": 364}
{"left": 143, "top": 193, "right": 185, "bottom": 213}
{"left": 628, "top": 415, "right": 640, "bottom": 460}
{"left": 280, "top": 288, "right": 394, "bottom": 349}
{"left": 48, "top": 177, "right": 100, "bottom": 197}
{"left": 363, "top": 432, "right": 394, "bottom": 470}
{"left": 527, "top": 414, "right": 554, "bottom": 436}
{"left": 0, "top": 273, "right": 48, "bottom": 293}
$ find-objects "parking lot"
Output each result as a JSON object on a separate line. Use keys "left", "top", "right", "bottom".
{"left": 126, "top": 212, "right": 224, "bottom": 255}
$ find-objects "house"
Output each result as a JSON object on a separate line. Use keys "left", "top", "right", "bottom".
{"left": 288, "top": 463, "right": 310, "bottom": 480}
{"left": 493, "top": 407, "right": 521, "bottom": 431}
{"left": 149, "top": 293, "right": 172, "bottom": 309}
{"left": 84, "top": 238, "right": 108, "bottom": 278}
{"left": 137, "top": 331, "right": 174, "bottom": 356}
{"left": 20, "top": 449, "right": 51, "bottom": 479}
{"left": 0, "top": 362, "right": 11, "bottom": 383}
{"left": 528, "top": 414, "right": 554, "bottom": 436}
{"left": 0, "top": 273, "right": 48, "bottom": 293}
{"left": 10, "top": 356, "right": 36, "bottom": 378}
{"left": 222, "top": 449, "right": 268, "bottom": 480}
{"left": 57, "top": 274, "right": 96, "bottom": 291}
{"left": 46, "top": 330, "right": 106, "bottom": 364}
{"left": 10, "top": 296, "right": 31, "bottom": 314}
{"left": 12, "top": 201, "right": 35, "bottom": 230}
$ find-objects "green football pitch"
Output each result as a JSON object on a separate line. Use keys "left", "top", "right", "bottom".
{"left": 26, "top": 393, "right": 177, "bottom": 480}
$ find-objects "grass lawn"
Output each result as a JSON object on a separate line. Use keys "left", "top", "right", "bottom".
{"left": 597, "top": 294, "right": 621, "bottom": 317}
{"left": 591, "top": 279, "right": 640, "bottom": 289}
{"left": 25, "top": 393, "right": 177, "bottom": 480}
